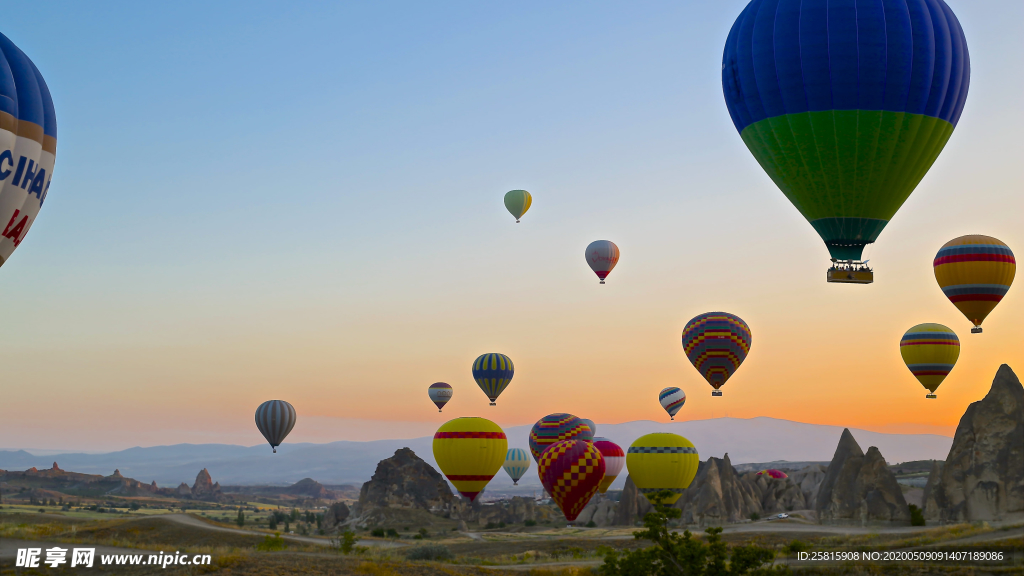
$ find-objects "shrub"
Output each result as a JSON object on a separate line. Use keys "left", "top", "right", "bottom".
{"left": 498, "top": 521, "right": 506, "bottom": 528}
{"left": 601, "top": 490, "right": 777, "bottom": 576}
{"left": 386, "top": 528, "right": 399, "bottom": 538}
{"left": 485, "top": 522, "right": 498, "bottom": 529}
{"left": 255, "top": 534, "right": 287, "bottom": 552}
{"left": 749, "top": 512, "right": 761, "bottom": 521}
{"left": 418, "top": 528, "right": 429, "bottom": 538}
{"left": 370, "top": 528, "right": 385, "bottom": 538}
{"left": 339, "top": 530, "right": 359, "bottom": 554}
{"left": 785, "top": 540, "right": 809, "bottom": 554}
{"left": 525, "top": 519, "right": 537, "bottom": 527}
{"left": 586, "top": 521, "right": 597, "bottom": 528}
{"left": 909, "top": 504, "right": 926, "bottom": 526}
{"left": 405, "top": 544, "right": 454, "bottom": 561}
{"left": 413, "top": 534, "right": 423, "bottom": 539}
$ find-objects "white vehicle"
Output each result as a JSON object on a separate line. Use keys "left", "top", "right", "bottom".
{"left": 775, "top": 513, "right": 789, "bottom": 520}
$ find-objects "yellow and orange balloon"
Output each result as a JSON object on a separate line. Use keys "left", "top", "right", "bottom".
{"left": 900, "top": 323, "right": 960, "bottom": 399}
{"left": 933, "top": 235, "right": 1015, "bottom": 334}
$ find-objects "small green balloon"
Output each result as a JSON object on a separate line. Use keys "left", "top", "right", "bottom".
{"left": 503, "top": 190, "right": 532, "bottom": 223}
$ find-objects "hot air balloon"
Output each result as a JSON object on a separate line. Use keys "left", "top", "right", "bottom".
{"left": 626, "top": 433, "right": 699, "bottom": 505}
{"left": 756, "top": 469, "right": 788, "bottom": 480}
{"left": 538, "top": 439, "right": 605, "bottom": 522}
{"left": 682, "top": 312, "right": 751, "bottom": 396}
{"left": 900, "top": 323, "right": 960, "bottom": 399}
{"left": 503, "top": 448, "right": 531, "bottom": 485}
{"left": 722, "top": 0, "right": 970, "bottom": 283}
{"left": 592, "top": 437, "right": 625, "bottom": 494}
{"left": 472, "top": 353, "right": 514, "bottom": 406}
{"left": 658, "top": 387, "right": 686, "bottom": 420}
{"left": 529, "top": 414, "right": 593, "bottom": 463}
{"left": 504, "top": 190, "right": 532, "bottom": 223}
{"left": 433, "top": 417, "right": 507, "bottom": 501}
{"left": 255, "top": 400, "right": 297, "bottom": 453}
{"left": 934, "top": 236, "right": 1015, "bottom": 334}
{"left": 0, "top": 34, "right": 58, "bottom": 268}
{"left": 427, "top": 382, "right": 453, "bottom": 412}
{"left": 585, "top": 240, "right": 619, "bottom": 284}
{"left": 579, "top": 419, "right": 597, "bottom": 437}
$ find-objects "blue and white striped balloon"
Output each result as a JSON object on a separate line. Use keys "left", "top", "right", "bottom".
{"left": 0, "top": 34, "right": 58, "bottom": 268}
{"left": 579, "top": 419, "right": 597, "bottom": 437}
{"left": 255, "top": 400, "right": 297, "bottom": 453}
{"left": 659, "top": 387, "right": 686, "bottom": 420}
{"left": 503, "top": 448, "right": 531, "bottom": 485}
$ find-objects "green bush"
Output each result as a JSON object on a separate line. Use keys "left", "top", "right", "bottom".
{"left": 784, "top": 540, "right": 809, "bottom": 554}
{"left": 405, "top": 544, "right": 453, "bottom": 561}
{"left": 749, "top": 512, "right": 761, "bottom": 521}
{"left": 525, "top": 519, "right": 537, "bottom": 527}
{"left": 586, "top": 521, "right": 597, "bottom": 527}
{"left": 256, "top": 534, "right": 287, "bottom": 552}
{"left": 909, "top": 504, "right": 926, "bottom": 526}
{"left": 386, "top": 528, "right": 399, "bottom": 538}
{"left": 370, "top": 528, "right": 385, "bottom": 537}
{"left": 339, "top": 530, "right": 359, "bottom": 554}
{"left": 601, "top": 490, "right": 780, "bottom": 576}
{"left": 485, "top": 522, "right": 498, "bottom": 529}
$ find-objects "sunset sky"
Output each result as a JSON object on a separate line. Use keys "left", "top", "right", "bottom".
{"left": 2, "top": 1, "right": 1020, "bottom": 452}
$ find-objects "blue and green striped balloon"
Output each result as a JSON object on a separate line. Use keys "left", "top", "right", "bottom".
{"left": 472, "top": 353, "right": 514, "bottom": 406}
{"left": 723, "top": 0, "right": 970, "bottom": 262}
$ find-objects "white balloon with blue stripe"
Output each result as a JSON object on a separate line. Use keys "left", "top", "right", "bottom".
{"left": 503, "top": 448, "right": 531, "bottom": 485}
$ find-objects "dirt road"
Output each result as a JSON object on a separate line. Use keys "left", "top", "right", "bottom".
{"left": 160, "top": 514, "right": 405, "bottom": 548}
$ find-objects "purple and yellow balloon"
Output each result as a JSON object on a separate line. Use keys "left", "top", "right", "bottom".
{"left": 682, "top": 312, "right": 751, "bottom": 397}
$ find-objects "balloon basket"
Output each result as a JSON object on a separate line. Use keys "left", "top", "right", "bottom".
{"left": 599, "top": 280, "right": 605, "bottom": 284}
{"left": 971, "top": 327, "right": 982, "bottom": 334}
{"left": 926, "top": 394, "right": 937, "bottom": 399}
{"left": 711, "top": 390, "right": 723, "bottom": 397}
{"left": 827, "top": 260, "right": 873, "bottom": 284}
{"left": 272, "top": 448, "right": 277, "bottom": 453}
{"left": 516, "top": 219, "right": 520, "bottom": 223}
{"left": 489, "top": 402, "right": 496, "bottom": 406}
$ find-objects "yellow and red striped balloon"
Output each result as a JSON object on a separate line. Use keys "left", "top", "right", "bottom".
{"left": 432, "top": 417, "right": 507, "bottom": 502}
{"left": 933, "top": 235, "right": 1015, "bottom": 333}
{"left": 899, "top": 323, "right": 960, "bottom": 399}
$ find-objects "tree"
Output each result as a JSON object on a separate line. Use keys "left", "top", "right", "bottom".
{"left": 269, "top": 515, "right": 278, "bottom": 530}
{"left": 339, "top": 530, "right": 359, "bottom": 554}
{"left": 236, "top": 507, "right": 245, "bottom": 527}
{"left": 600, "top": 490, "right": 783, "bottom": 576}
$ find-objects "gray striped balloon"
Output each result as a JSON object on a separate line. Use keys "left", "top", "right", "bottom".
{"left": 255, "top": 400, "right": 297, "bottom": 453}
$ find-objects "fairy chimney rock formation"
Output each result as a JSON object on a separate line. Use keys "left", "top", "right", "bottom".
{"left": 815, "top": 429, "right": 909, "bottom": 524}
{"left": 923, "top": 364, "right": 1023, "bottom": 522}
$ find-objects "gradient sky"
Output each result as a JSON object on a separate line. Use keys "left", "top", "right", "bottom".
{"left": 1, "top": 1, "right": 1021, "bottom": 452}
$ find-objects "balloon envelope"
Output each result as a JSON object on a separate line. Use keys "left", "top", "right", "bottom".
{"left": 722, "top": 0, "right": 970, "bottom": 262}
{"left": 934, "top": 235, "right": 1015, "bottom": 332}
{"left": 255, "top": 400, "right": 297, "bottom": 453}
{"left": 504, "top": 190, "right": 532, "bottom": 223}
{"left": 529, "top": 413, "right": 593, "bottom": 463}
{"left": 900, "top": 323, "right": 960, "bottom": 397}
{"left": 585, "top": 240, "right": 619, "bottom": 284}
{"left": 433, "top": 417, "right": 507, "bottom": 502}
{"left": 592, "top": 437, "right": 625, "bottom": 494}
{"left": 538, "top": 439, "right": 605, "bottom": 522}
{"left": 579, "top": 419, "right": 597, "bottom": 437}
{"left": 682, "top": 312, "right": 752, "bottom": 394}
{"left": 472, "top": 353, "right": 514, "bottom": 405}
{"left": 0, "top": 33, "right": 58, "bottom": 268}
{"left": 757, "top": 469, "right": 788, "bottom": 480}
{"left": 626, "top": 433, "right": 699, "bottom": 505}
{"left": 503, "top": 448, "right": 531, "bottom": 485}
{"left": 427, "top": 382, "right": 453, "bottom": 412}
{"left": 658, "top": 387, "right": 686, "bottom": 420}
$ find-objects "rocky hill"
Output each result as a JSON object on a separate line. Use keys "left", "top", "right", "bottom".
{"left": 924, "top": 364, "right": 1023, "bottom": 523}
{"left": 815, "top": 429, "right": 908, "bottom": 524}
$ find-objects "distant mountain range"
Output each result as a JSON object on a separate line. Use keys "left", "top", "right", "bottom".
{"left": 0, "top": 417, "right": 952, "bottom": 490}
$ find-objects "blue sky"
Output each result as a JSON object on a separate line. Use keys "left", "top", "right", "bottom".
{"left": 2, "top": 1, "right": 1021, "bottom": 450}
